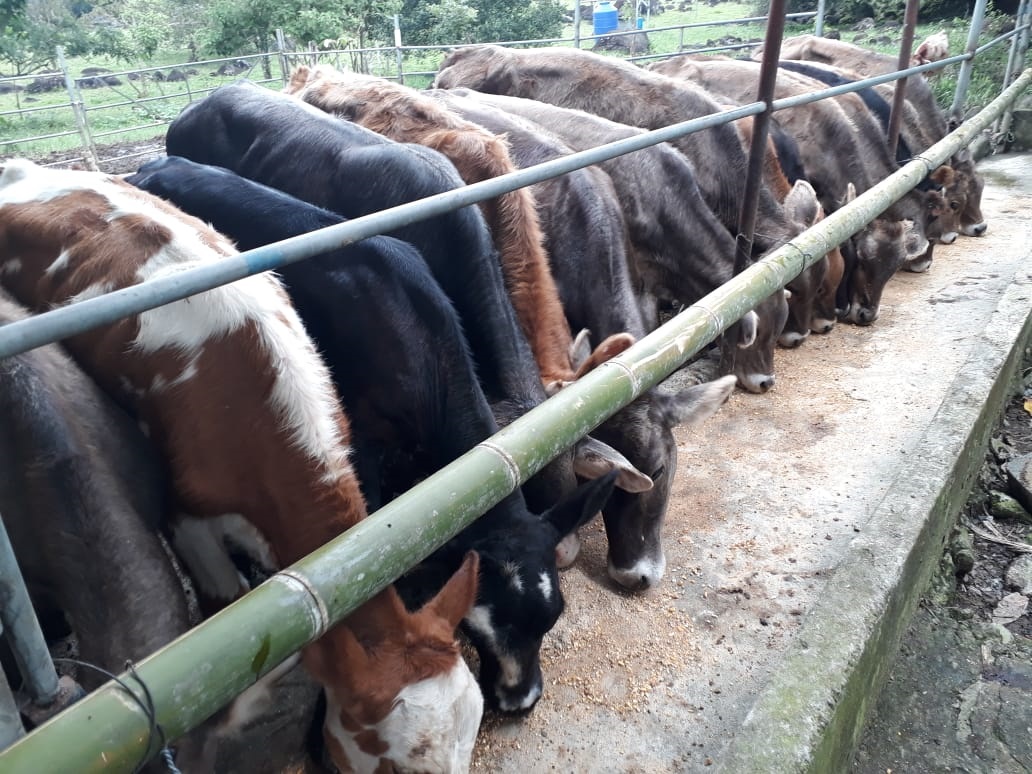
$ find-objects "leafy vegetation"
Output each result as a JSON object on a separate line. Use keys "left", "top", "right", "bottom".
{"left": 0, "top": 1, "right": 1021, "bottom": 163}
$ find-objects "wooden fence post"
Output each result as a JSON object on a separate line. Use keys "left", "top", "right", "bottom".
{"left": 56, "top": 46, "right": 99, "bottom": 171}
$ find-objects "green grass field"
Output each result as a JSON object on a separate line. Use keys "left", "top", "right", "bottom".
{"left": 0, "top": 3, "right": 1017, "bottom": 166}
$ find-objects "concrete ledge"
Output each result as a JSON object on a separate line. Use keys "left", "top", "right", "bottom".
{"left": 719, "top": 269, "right": 1032, "bottom": 773}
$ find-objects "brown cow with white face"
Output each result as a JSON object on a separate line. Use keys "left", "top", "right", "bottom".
{"left": 0, "top": 159, "right": 482, "bottom": 774}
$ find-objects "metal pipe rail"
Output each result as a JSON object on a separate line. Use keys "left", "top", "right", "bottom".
{"left": 1, "top": 57, "right": 1025, "bottom": 774}
{"left": 0, "top": 102, "right": 765, "bottom": 359}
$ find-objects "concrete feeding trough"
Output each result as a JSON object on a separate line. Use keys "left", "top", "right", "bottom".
{"left": 468, "top": 153, "right": 1032, "bottom": 772}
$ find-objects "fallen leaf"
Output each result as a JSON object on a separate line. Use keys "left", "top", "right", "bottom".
{"left": 1024, "top": 398, "right": 1032, "bottom": 415}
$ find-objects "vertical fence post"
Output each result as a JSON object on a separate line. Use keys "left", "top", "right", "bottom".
{"left": 276, "top": 29, "right": 290, "bottom": 85}
{"left": 56, "top": 47, "right": 99, "bottom": 172}
{"left": 0, "top": 670, "right": 25, "bottom": 751}
{"left": 887, "top": 0, "right": 920, "bottom": 158}
{"left": 950, "top": 0, "right": 989, "bottom": 122}
{"left": 574, "top": 2, "right": 582, "bottom": 48}
{"left": 0, "top": 515, "right": 60, "bottom": 708}
{"left": 815, "top": 0, "right": 826, "bottom": 36}
{"left": 394, "top": 15, "right": 404, "bottom": 84}
{"left": 996, "top": 0, "right": 1032, "bottom": 141}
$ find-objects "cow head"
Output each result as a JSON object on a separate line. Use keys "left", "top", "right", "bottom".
{"left": 586, "top": 375, "right": 737, "bottom": 590}
{"left": 903, "top": 185, "right": 948, "bottom": 273}
{"left": 948, "top": 153, "right": 987, "bottom": 237}
{"left": 840, "top": 184, "right": 928, "bottom": 325}
{"left": 303, "top": 554, "right": 482, "bottom": 774}
{"left": 720, "top": 292, "right": 789, "bottom": 393}
{"left": 779, "top": 180, "right": 829, "bottom": 348}
{"left": 434, "top": 45, "right": 520, "bottom": 94}
{"left": 812, "top": 242, "right": 844, "bottom": 335}
{"left": 458, "top": 472, "right": 618, "bottom": 712}
{"left": 925, "top": 165, "right": 960, "bottom": 245}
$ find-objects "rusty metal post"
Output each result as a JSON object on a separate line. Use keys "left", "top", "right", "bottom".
{"left": 735, "top": 0, "right": 787, "bottom": 273}
{"left": 724, "top": 0, "right": 786, "bottom": 380}
{"left": 887, "top": 0, "right": 921, "bottom": 158}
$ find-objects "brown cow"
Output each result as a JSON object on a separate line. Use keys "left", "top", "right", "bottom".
{"left": 441, "top": 87, "right": 790, "bottom": 393}
{"left": 729, "top": 112, "right": 838, "bottom": 345}
{"left": 651, "top": 56, "right": 932, "bottom": 325}
{"left": 285, "top": 64, "right": 632, "bottom": 389}
{"left": 767, "top": 35, "right": 987, "bottom": 238}
{"left": 432, "top": 44, "right": 817, "bottom": 257}
{"left": 0, "top": 159, "right": 481, "bottom": 773}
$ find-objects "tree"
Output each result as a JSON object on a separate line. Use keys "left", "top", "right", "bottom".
{"left": 0, "top": 0, "right": 95, "bottom": 74}
{"left": 398, "top": 0, "right": 564, "bottom": 46}
{"left": 203, "top": 0, "right": 400, "bottom": 63}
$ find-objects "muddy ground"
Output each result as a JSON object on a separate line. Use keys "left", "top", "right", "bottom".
{"left": 854, "top": 368, "right": 1032, "bottom": 773}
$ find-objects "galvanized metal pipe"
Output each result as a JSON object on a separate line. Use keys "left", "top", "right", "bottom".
{"left": 0, "top": 103, "right": 763, "bottom": 361}
{"left": 815, "top": 0, "right": 826, "bottom": 37}
{"left": 3, "top": 63, "right": 1027, "bottom": 774}
{"left": 735, "top": 0, "right": 787, "bottom": 274}
{"left": 887, "top": 0, "right": 920, "bottom": 158}
{"left": 0, "top": 671, "right": 25, "bottom": 751}
{"left": 951, "top": 0, "right": 990, "bottom": 121}
{"left": 998, "top": 10, "right": 1032, "bottom": 139}
{"left": 0, "top": 515, "right": 59, "bottom": 706}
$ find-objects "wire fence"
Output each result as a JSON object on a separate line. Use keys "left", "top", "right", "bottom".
{"left": 0, "top": 10, "right": 820, "bottom": 172}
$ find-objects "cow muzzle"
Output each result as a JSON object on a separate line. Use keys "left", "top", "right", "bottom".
{"left": 962, "top": 222, "right": 988, "bottom": 236}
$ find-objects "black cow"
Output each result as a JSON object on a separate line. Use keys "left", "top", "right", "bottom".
{"left": 128, "top": 156, "right": 626, "bottom": 713}
{"left": 424, "top": 91, "right": 739, "bottom": 589}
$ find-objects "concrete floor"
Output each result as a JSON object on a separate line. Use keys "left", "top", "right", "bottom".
{"left": 468, "top": 153, "right": 1032, "bottom": 773}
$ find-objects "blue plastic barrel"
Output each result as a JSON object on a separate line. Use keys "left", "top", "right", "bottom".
{"left": 593, "top": 1, "right": 619, "bottom": 35}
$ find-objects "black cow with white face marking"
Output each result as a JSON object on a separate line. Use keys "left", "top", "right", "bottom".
{"left": 424, "top": 91, "right": 740, "bottom": 589}
{"left": 128, "top": 156, "right": 625, "bottom": 713}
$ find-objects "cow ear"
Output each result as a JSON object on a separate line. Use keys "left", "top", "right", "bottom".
{"left": 783, "top": 179, "right": 820, "bottom": 227}
{"left": 573, "top": 436, "right": 653, "bottom": 493}
{"left": 481, "top": 62, "right": 518, "bottom": 94}
{"left": 843, "top": 182, "right": 857, "bottom": 206}
{"left": 572, "top": 332, "right": 635, "bottom": 379}
{"left": 285, "top": 65, "right": 311, "bottom": 94}
{"left": 569, "top": 328, "right": 592, "bottom": 370}
{"left": 930, "top": 165, "right": 955, "bottom": 188}
{"left": 543, "top": 470, "right": 619, "bottom": 541}
{"left": 737, "top": 310, "right": 758, "bottom": 349}
{"left": 648, "top": 375, "right": 737, "bottom": 429}
{"left": 418, "top": 551, "right": 479, "bottom": 630}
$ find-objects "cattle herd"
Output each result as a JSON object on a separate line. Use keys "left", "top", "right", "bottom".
{"left": 0, "top": 32, "right": 988, "bottom": 773}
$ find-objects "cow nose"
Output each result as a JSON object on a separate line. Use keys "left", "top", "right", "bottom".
{"left": 856, "top": 306, "right": 878, "bottom": 326}
{"left": 971, "top": 222, "right": 987, "bottom": 236}
{"left": 811, "top": 318, "right": 835, "bottom": 334}
{"left": 939, "top": 231, "right": 958, "bottom": 245}
{"left": 777, "top": 331, "right": 808, "bottom": 348}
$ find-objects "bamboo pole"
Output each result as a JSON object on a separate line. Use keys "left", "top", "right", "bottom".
{"left": 2, "top": 64, "right": 1027, "bottom": 774}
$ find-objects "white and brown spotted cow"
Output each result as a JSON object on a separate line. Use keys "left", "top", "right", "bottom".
{"left": 0, "top": 159, "right": 482, "bottom": 774}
